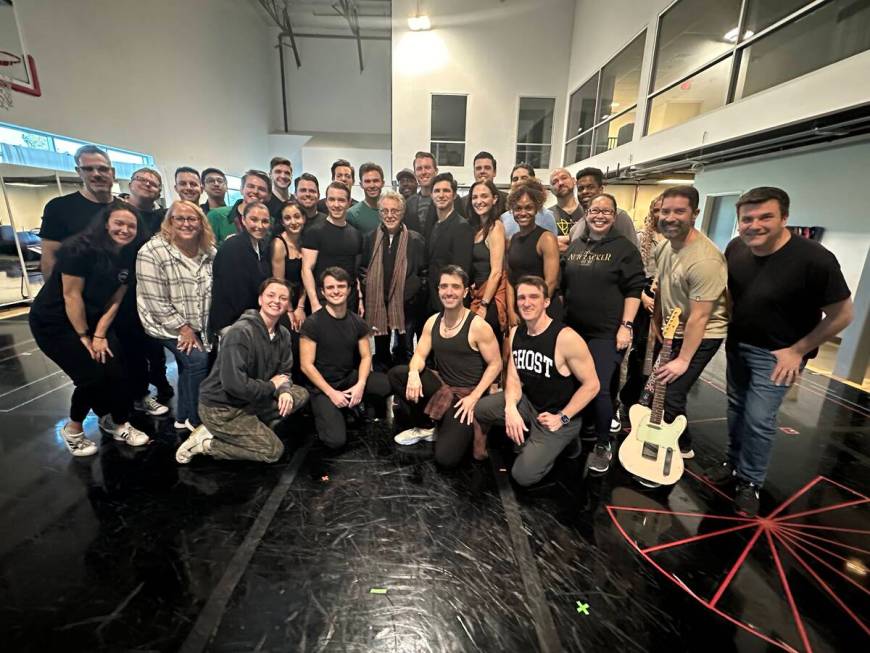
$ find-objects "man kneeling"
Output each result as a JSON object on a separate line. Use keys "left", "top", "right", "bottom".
{"left": 476, "top": 276, "right": 598, "bottom": 486}
{"left": 176, "top": 278, "right": 309, "bottom": 464}
{"left": 388, "top": 265, "right": 502, "bottom": 467}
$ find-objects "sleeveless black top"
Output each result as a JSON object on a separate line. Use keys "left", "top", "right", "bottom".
{"left": 277, "top": 234, "right": 303, "bottom": 295}
{"left": 512, "top": 319, "right": 578, "bottom": 414}
{"left": 507, "top": 225, "right": 545, "bottom": 285}
{"left": 432, "top": 310, "right": 485, "bottom": 387}
{"left": 471, "top": 238, "right": 491, "bottom": 286}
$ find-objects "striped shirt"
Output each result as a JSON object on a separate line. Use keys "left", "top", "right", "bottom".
{"left": 136, "top": 235, "right": 216, "bottom": 345}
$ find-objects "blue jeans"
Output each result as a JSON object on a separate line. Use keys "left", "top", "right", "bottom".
{"left": 726, "top": 342, "right": 801, "bottom": 487}
{"left": 161, "top": 337, "right": 210, "bottom": 426}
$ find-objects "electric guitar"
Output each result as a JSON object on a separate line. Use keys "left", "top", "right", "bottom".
{"left": 618, "top": 308, "right": 686, "bottom": 486}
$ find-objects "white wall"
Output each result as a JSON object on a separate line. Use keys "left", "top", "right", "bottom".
{"left": 564, "top": 0, "right": 870, "bottom": 175}
{"left": 279, "top": 33, "right": 391, "bottom": 137}
{"left": 693, "top": 139, "right": 870, "bottom": 293}
{"left": 5, "top": 0, "right": 276, "bottom": 178}
{"left": 391, "top": 0, "right": 575, "bottom": 186}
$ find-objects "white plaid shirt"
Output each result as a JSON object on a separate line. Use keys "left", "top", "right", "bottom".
{"left": 136, "top": 235, "right": 215, "bottom": 346}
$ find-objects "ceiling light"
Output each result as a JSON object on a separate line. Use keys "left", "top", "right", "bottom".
{"left": 724, "top": 27, "right": 754, "bottom": 43}
{"left": 657, "top": 179, "right": 695, "bottom": 184}
{"left": 5, "top": 182, "right": 48, "bottom": 188}
{"left": 408, "top": 15, "right": 431, "bottom": 31}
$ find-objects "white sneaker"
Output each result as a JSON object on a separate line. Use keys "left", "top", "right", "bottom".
{"left": 393, "top": 426, "right": 436, "bottom": 445}
{"left": 176, "top": 425, "right": 214, "bottom": 464}
{"left": 174, "top": 419, "right": 195, "bottom": 432}
{"left": 610, "top": 418, "right": 622, "bottom": 433}
{"left": 99, "top": 415, "right": 149, "bottom": 446}
{"left": 61, "top": 423, "right": 98, "bottom": 457}
{"left": 134, "top": 395, "right": 170, "bottom": 416}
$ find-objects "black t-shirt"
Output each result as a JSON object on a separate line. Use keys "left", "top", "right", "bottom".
{"left": 30, "top": 248, "right": 129, "bottom": 331}
{"left": 726, "top": 235, "right": 851, "bottom": 357}
{"left": 301, "top": 218, "right": 362, "bottom": 282}
{"left": 300, "top": 308, "right": 370, "bottom": 385}
{"left": 39, "top": 192, "right": 110, "bottom": 242}
{"left": 139, "top": 207, "right": 166, "bottom": 237}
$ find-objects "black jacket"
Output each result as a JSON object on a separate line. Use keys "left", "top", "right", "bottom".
{"left": 403, "top": 192, "right": 465, "bottom": 242}
{"left": 424, "top": 210, "right": 474, "bottom": 310}
{"left": 562, "top": 228, "right": 645, "bottom": 340}
{"left": 199, "top": 310, "right": 296, "bottom": 412}
{"left": 359, "top": 225, "right": 427, "bottom": 306}
{"left": 209, "top": 232, "right": 271, "bottom": 334}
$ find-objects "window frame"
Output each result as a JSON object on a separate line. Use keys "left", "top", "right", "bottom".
{"left": 645, "top": 0, "right": 837, "bottom": 136}
{"left": 514, "top": 95, "right": 556, "bottom": 169}
{"left": 429, "top": 93, "right": 468, "bottom": 167}
{"left": 563, "top": 27, "right": 647, "bottom": 165}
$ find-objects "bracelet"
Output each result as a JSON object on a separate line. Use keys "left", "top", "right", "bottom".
{"left": 621, "top": 321, "right": 634, "bottom": 330}
{"left": 93, "top": 334, "right": 106, "bottom": 340}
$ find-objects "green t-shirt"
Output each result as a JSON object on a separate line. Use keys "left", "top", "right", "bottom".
{"left": 208, "top": 206, "right": 237, "bottom": 244}
{"left": 655, "top": 231, "right": 728, "bottom": 339}
{"left": 346, "top": 201, "right": 381, "bottom": 235}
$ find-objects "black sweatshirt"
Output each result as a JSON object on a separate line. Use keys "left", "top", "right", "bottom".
{"left": 562, "top": 229, "right": 645, "bottom": 340}
{"left": 209, "top": 233, "right": 271, "bottom": 334}
{"left": 199, "top": 310, "right": 295, "bottom": 412}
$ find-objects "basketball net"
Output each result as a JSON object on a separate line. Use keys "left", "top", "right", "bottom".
{"left": 0, "top": 71, "right": 12, "bottom": 110}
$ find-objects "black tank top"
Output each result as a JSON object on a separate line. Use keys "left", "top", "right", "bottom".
{"left": 471, "top": 238, "right": 491, "bottom": 286}
{"left": 508, "top": 225, "right": 545, "bottom": 285}
{"left": 512, "top": 319, "right": 578, "bottom": 413}
{"left": 432, "top": 310, "right": 485, "bottom": 387}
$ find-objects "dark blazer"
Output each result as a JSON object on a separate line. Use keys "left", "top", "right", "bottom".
{"left": 402, "top": 192, "right": 465, "bottom": 243}
{"left": 359, "top": 225, "right": 427, "bottom": 306}
{"left": 424, "top": 210, "right": 474, "bottom": 310}
{"left": 209, "top": 232, "right": 271, "bottom": 334}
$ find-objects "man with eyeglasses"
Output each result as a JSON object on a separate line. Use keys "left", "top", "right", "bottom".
{"left": 126, "top": 167, "right": 166, "bottom": 235}
{"left": 568, "top": 167, "right": 638, "bottom": 248}
{"left": 174, "top": 167, "right": 203, "bottom": 205}
{"left": 39, "top": 145, "right": 116, "bottom": 278}
{"left": 200, "top": 168, "right": 227, "bottom": 215}
{"left": 207, "top": 170, "right": 272, "bottom": 244}
{"left": 359, "top": 191, "right": 426, "bottom": 370}
{"left": 500, "top": 163, "right": 558, "bottom": 239}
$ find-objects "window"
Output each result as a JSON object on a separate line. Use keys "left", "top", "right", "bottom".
{"left": 735, "top": 0, "right": 870, "bottom": 99}
{"left": 516, "top": 97, "right": 555, "bottom": 168}
{"left": 564, "top": 30, "right": 645, "bottom": 164}
{"left": 646, "top": 0, "right": 870, "bottom": 136}
{"left": 430, "top": 94, "right": 467, "bottom": 166}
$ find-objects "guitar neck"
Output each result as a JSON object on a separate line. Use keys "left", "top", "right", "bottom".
{"left": 642, "top": 320, "right": 656, "bottom": 376}
{"left": 650, "top": 339, "right": 673, "bottom": 425}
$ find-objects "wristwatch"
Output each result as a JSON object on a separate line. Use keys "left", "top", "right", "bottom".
{"left": 558, "top": 411, "right": 570, "bottom": 426}
{"left": 621, "top": 320, "right": 634, "bottom": 330}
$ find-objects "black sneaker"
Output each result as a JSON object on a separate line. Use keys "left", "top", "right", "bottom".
{"left": 735, "top": 482, "right": 761, "bottom": 517}
{"left": 587, "top": 442, "right": 612, "bottom": 474}
{"left": 705, "top": 460, "right": 736, "bottom": 485}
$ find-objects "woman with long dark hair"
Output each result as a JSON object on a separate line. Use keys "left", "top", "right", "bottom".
{"left": 271, "top": 198, "right": 308, "bottom": 331}
{"left": 467, "top": 179, "right": 507, "bottom": 346}
{"left": 30, "top": 201, "right": 151, "bottom": 456}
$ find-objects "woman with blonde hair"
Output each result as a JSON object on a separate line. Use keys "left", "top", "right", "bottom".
{"left": 136, "top": 200, "right": 216, "bottom": 432}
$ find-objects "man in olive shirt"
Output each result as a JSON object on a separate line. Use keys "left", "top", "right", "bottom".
{"left": 652, "top": 185, "right": 728, "bottom": 461}
{"left": 347, "top": 162, "right": 385, "bottom": 235}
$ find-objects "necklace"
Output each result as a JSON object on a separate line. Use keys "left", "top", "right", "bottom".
{"left": 442, "top": 310, "right": 466, "bottom": 332}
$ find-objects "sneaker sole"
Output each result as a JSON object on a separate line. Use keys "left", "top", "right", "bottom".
{"left": 681, "top": 450, "right": 695, "bottom": 460}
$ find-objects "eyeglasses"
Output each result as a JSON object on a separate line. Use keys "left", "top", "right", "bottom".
{"left": 587, "top": 208, "right": 615, "bottom": 216}
{"left": 379, "top": 209, "right": 401, "bottom": 216}
{"left": 79, "top": 165, "right": 112, "bottom": 174}
{"left": 172, "top": 216, "right": 200, "bottom": 224}
{"left": 132, "top": 176, "right": 160, "bottom": 188}
{"left": 204, "top": 177, "right": 226, "bottom": 185}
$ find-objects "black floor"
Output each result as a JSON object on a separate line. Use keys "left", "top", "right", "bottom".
{"left": 0, "top": 313, "right": 867, "bottom": 652}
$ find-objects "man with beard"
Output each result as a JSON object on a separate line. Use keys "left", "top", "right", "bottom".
{"left": 568, "top": 167, "right": 638, "bottom": 248}
{"left": 347, "top": 162, "right": 386, "bottom": 236}
{"left": 294, "top": 173, "right": 326, "bottom": 225}
{"left": 395, "top": 168, "right": 418, "bottom": 199}
{"left": 266, "top": 156, "right": 294, "bottom": 220}
{"left": 174, "top": 166, "right": 203, "bottom": 205}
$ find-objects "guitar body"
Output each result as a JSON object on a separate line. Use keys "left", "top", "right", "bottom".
{"left": 618, "top": 404, "right": 687, "bottom": 485}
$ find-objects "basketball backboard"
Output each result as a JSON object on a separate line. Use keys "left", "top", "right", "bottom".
{"left": 0, "top": 1, "right": 41, "bottom": 97}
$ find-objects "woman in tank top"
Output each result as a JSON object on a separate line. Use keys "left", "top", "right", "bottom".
{"left": 271, "top": 198, "right": 307, "bottom": 330}
{"left": 505, "top": 178, "right": 560, "bottom": 323}
{"left": 468, "top": 179, "right": 507, "bottom": 345}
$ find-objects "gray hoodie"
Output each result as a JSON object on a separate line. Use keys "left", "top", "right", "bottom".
{"left": 199, "top": 309, "right": 295, "bottom": 412}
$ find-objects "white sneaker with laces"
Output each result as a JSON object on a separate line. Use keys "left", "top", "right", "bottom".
{"left": 609, "top": 418, "right": 622, "bottom": 433}
{"left": 113, "top": 422, "right": 150, "bottom": 447}
{"left": 61, "top": 423, "right": 98, "bottom": 457}
{"left": 174, "top": 419, "right": 195, "bottom": 432}
{"left": 393, "top": 426, "right": 436, "bottom": 445}
{"left": 176, "top": 425, "right": 214, "bottom": 464}
{"left": 134, "top": 395, "right": 170, "bottom": 416}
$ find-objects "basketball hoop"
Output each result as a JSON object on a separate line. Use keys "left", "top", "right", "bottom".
{"left": 0, "top": 50, "right": 21, "bottom": 111}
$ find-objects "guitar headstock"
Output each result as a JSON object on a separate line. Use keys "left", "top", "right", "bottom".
{"left": 662, "top": 308, "right": 682, "bottom": 340}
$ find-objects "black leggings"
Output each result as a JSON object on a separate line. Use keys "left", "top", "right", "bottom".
{"left": 30, "top": 319, "right": 132, "bottom": 424}
{"left": 388, "top": 365, "right": 474, "bottom": 468}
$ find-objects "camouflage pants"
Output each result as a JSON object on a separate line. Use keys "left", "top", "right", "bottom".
{"left": 198, "top": 385, "right": 309, "bottom": 463}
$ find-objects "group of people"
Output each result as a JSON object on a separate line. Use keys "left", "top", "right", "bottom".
{"left": 31, "top": 145, "right": 853, "bottom": 517}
